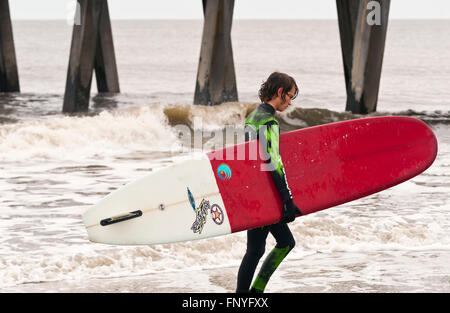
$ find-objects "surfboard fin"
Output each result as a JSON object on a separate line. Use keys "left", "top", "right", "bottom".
{"left": 100, "top": 210, "right": 143, "bottom": 226}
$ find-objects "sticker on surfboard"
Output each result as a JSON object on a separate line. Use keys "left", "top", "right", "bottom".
{"left": 191, "top": 199, "right": 210, "bottom": 234}
{"left": 187, "top": 188, "right": 224, "bottom": 234}
{"left": 210, "top": 204, "right": 224, "bottom": 225}
{"left": 217, "top": 163, "right": 232, "bottom": 181}
{"left": 187, "top": 187, "right": 196, "bottom": 212}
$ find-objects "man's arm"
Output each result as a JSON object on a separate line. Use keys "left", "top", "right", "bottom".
{"left": 261, "top": 121, "right": 302, "bottom": 222}
{"left": 261, "top": 121, "right": 292, "bottom": 202}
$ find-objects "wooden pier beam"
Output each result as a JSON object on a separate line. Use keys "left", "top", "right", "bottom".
{"left": 194, "top": 0, "right": 238, "bottom": 106}
{"left": 337, "top": 0, "right": 390, "bottom": 114}
{"left": 0, "top": 0, "right": 20, "bottom": 92}
{"left": 63, "top": 0, "right": 119, "bottom": 113}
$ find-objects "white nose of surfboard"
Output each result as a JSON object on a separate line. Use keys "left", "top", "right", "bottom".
{"left": 82, "top": 154, "right": 231, "bottom": 245}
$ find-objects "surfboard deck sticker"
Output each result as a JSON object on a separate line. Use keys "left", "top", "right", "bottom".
{"left": 83, "top": 116, "right": 438, "bottom": 245}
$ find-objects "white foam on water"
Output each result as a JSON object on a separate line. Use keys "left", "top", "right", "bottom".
{"left": 0, "top": 106, "right": 178, "bottom": 161}
{"left": 1, "top": 123, "right": 449, "bottom": 289}
{"left": 0, "top": 232, "right": 246, "bottom": 288}
{"left": 1, "top": 189, "right": 449, "bottom": 290}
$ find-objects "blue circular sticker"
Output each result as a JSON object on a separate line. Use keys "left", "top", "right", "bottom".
{"left": 217, "top": 163, "right": 232, "bottom": 181}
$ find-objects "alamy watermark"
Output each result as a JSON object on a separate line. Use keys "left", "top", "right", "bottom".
{"left": 170, "top": 117, "right": 278, "bottom": 171}
{"left": 65, "top": 0, "right": 382, "bottom": 27}
{"left": 66, "top": 0, "right": 382, "bottom": 27}
{"left": 366, "top": 1, "right": 382, "bottom": 26}
{"left": 66, "top": 1, "right": 81, "bottom": 26}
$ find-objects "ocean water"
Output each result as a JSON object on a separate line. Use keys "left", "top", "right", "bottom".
{"left": 0, "top": 20, "right": 449, "bottom": 292}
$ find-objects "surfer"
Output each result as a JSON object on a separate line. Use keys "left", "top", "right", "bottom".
{"left": 236, "top": 72, "right": 302, "bottom": 293}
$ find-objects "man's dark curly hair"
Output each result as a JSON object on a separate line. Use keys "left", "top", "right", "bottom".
{"left": 258, "top": 72, "right": 299, "bottom": 103}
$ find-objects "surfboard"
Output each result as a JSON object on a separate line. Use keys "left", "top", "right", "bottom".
{"left": 82, "top": 116, "right": 438, "bottom": 245}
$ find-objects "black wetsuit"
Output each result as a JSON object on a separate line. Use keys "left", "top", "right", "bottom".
{"left": 236, "top": 103, "right": 296, "bottom": 293}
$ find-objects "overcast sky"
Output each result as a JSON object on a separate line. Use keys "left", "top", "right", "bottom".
{"left": 8, "top": 0, "right": 450, "bottom": 20}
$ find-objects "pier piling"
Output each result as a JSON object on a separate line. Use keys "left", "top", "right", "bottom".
{"left": 63, "top": 0, "right": 119, "bottom": 113}
{"left": 194, "top": 0, "right": 238, "bottom": 106}
{"left": 1, "top": 0, "right": 392, "bottom": 113}
{"left": 94, "top": 1, "right": 120, "bottom": 93}
{"left": 0, "top": 0, "right": 20, "bottom": 92}
{"left": 337, "top": 0, "right": 390, "bottom": 114}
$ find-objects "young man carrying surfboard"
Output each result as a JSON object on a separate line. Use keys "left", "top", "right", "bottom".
{"left": 236, "top": 72, "right": 302, "bottom": 293}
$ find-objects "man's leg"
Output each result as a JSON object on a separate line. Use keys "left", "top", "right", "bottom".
{"left": 250, "top": 223, "right": 295, "bottom": 292}
{"left": 236, "top": 226, "right": 270, "bottom": 292}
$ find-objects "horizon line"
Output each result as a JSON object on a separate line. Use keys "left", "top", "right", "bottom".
{"left": 10, "top": 17, "right": 450, "bottom": 21}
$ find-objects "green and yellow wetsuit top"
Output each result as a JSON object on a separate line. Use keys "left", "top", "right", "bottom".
{"left": 245, "top": 103, "right": 293, "bottom": 203}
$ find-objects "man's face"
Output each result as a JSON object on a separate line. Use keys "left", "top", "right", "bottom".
{"left": 277, "top": 86, "right": 296, "bottom": 112}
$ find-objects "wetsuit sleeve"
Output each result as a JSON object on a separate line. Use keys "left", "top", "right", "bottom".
{"left": 261, "top": 121, "right": 293, "bottom": 203}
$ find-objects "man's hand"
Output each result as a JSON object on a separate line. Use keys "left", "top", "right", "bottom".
{"left": 281, "top": 199, "right": 302, "bottom": 223}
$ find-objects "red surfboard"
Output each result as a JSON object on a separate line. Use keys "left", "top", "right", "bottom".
{"left": 84, "top": 116, "right": 438, "bottom": 246}
{"left": 207, "top": 116, "right": 438, "bottom": 233}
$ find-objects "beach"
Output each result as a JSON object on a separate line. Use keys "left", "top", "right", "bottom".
{"left": 1, "top": 20, "right": 449, "bottom": 293}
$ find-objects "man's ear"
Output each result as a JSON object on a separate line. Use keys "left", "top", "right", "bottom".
{"left": 277, "top": 87, "right": 283, "bottom": 98}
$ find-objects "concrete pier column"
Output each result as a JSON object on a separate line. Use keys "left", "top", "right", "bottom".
{"left": 194, "top": 0, "right": 238, "bottom": 106}
{"left": 94, "top": 1, "right": 120, "bottom": 93}
{"left": 337, "top": 0, "right": 390, "bottom": 114}
{"left": 0, "top": 0, "right": 20, "bottom": 92}
{"left": 63, "top": 0, "right": 119, "bottom": 113}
